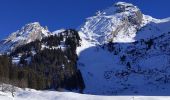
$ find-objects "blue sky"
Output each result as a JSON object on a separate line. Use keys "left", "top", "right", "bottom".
{"left": 0, "top": 0, "right": 170, "bottom": 39}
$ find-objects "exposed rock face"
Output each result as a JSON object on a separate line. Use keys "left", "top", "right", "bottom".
{"left": 0, "top": 22, "right": 51, "bottom": 53}
{"left": 115, "top": 2, "right": 143, "bottom": 25}
{"left": 78, "top": 2, "right": 170, "bottom": 95}
{"left": 79, "top": 2, "right": 144, "bottom": 44}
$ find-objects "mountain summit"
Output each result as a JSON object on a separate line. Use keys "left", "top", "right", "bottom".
{"left": 79, "top": 2, "right": 170, "bottom": 44}
{"left": 0, "top": 22, "right": 51, "bottom": 53}
{"left": 77, "top": 2, "right": 170, "bottom": 95}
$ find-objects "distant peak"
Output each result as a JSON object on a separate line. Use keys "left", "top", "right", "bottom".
{"left": 114, "top": 2, "right": 139, "bottom": 13}
{"left": 79, "top": 1, "right": 144, "bottom": 44}
{"left": 28, "top": 22, "right": 40, "bottom": 25}
{"left": 23, "top": 22, "right": 41, "bottom": 28}
{"left": 96, "top": 2, "right": 141, "bottom": 17}
{"left": 0, "top": 21, "right": 52, "bottom": 53}
{"left": 13, "top": 22, "right": 48, "bottom": 37}
{"left": 115, "top": 2, "right": 134, "bottom": 7}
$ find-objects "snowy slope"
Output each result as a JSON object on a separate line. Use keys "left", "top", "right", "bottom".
{"left": 79, "top": 2, "right": 170, "bottom": 44}
{"left": 78, "top": 33, "right": 170, "bottom": 95}
{"left": 1, "top": 87, "right": 170, "bottom": 100}
{"left": 77, "top": 2, "right": 170, "bottom": 95}
{"left": 0, "top": 22, "right": 51, "bottom": 53}
{"left": 52, "top": 29, "right": 65, "bottom": 35}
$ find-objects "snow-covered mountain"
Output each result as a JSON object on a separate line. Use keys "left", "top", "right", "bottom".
{"left": 1, "top": 1, "right": 170, "bottom": 98}
{"left": 79, "top": 2, "right": 170, "bottom": 44}
{"left": 78, "top": 2, "right": 170, "bottom": 95}
{"left": 0, "top": 22, "right": 51, "bottom": 53}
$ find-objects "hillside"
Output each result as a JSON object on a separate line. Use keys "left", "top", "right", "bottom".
{"left": 78, "top": 2, "right": 170, "bottom": 95}
{"left": 0, "top": 29, "right": 85, "bottom": 92}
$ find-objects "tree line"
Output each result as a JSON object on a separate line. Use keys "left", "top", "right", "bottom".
{"left": 0, "top": 29, "right": 85, "bottom": 92}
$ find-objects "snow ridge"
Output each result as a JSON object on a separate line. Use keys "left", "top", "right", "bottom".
{"left": 79, "top": 2, "right": 170, "bottom": 44}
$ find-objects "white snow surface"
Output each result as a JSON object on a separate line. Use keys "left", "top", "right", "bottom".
{"left": 79, "top": 2, "right": 170, "bottom": 44}
{"left": 77, "top": 1, "right": 170, "bottom": 96}
{"left": 1, "top": 87, "right": 170, "bottom": 100}
{"left": 78, "top": 29, "right": 170, "bottom": 95}
{"left": 52, "top": 29, "right": 65, "bottom": 35}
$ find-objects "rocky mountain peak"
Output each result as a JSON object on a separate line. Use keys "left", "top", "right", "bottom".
{"left": 114, "top": 2, "right": 139, "bottom": 12}
{"left": 13, "top": 22, "right": 49, "bottom": 38}
{"left": 114, "top": 2, "right": 143, "bottom": 25}
{"left": 19, "top": 22, "right": 41, "bottom": 32}
{"left": 78, "top": 2, "right": 170, "bottom": 95}
{"left": 79, "top": 2, "right": 149, "bottom": 44}
{"left": 0, "top": 22, "right": 51, "bottom": 53}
